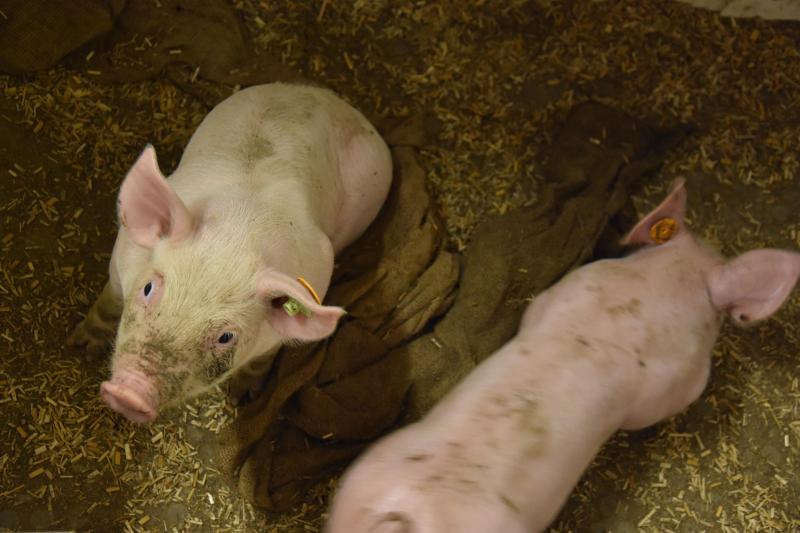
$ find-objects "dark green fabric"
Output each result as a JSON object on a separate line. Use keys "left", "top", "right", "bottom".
{"left": 0, "top": 0, "right": 124, "bottom": 74}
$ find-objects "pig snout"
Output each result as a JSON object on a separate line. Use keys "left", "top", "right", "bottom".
{"left": 100, "top": 369, "right": 160, "bottom": 423}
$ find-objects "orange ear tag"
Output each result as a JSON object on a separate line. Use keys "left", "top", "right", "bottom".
{"left": 296, "top": 276, "right": 321, "bottom": 305}
{"left": 649, "top": 218, "right": 678, "bottom": 244}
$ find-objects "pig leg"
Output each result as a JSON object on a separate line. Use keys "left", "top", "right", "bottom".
{"left": 67, "top": 281, "right": 123, "bottom": 356}
{"left": 227, "top": 353, "right": 276, "bottom": 403}
{"left": 330, "top": 123, "right": 392, "bottom": 253}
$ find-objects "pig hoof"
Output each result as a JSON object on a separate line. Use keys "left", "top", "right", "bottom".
{"left": 226, "top": 378, "right": 250, "bottom": 405}
{"left": 67, "top": 320, "right": 114, "bottom": 356}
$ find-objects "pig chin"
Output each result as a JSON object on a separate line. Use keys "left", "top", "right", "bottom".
{"left": 100, "top": 368, "right": 160, "bottom": 423}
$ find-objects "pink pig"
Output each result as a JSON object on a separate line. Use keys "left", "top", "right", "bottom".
{"left": 325, "top": 179, "right": 800, "bottom": 533}
{"left": 68, "top": 83, "right": 392, "bottom": 423}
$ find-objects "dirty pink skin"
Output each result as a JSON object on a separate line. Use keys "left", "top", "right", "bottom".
{"left": 68, "top": 83, "right": 392, "bottom": 422}
{"left": 325, "top": 179, "right": 800, "bottom": 533}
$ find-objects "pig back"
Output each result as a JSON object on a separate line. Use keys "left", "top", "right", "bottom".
{"left": 165, "top": 84, "right": 367, "bottom": 235}
{"left": 521, "top": 235, "right": 723, "bottom": 429}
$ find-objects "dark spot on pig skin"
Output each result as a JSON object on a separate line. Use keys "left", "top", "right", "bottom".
{"left": 606, "top": 297, "right": 642, "bottom": 317}
{"left": 575, "top": 336, "right": 590, "bottom": 347}
{"left": 638, "top": 359, "right": 646, "bottom": 368}
{"left": 405, "top": 453, "right": 431, "bottom": 462}
{"left": 516, "top": 397, "right": 548, "bottom": 459}
{"left": 241, "top": 135, "right": 274, "bottom": 169}
{"left": 518, "top": 346, "right": 531, "bottom": 356}
{"left": 499, "top": 493, "right": 521, "bottom": 514}
{"left": 490, "top": 394, "right": 509, "bottom": 407}
{"left": 458, "top": 477, "right": 477, "bottom": 488}
{"left": 486, "top": 437, "right": 501, "bottom": 450}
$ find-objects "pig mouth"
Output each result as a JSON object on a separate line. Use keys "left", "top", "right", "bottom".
{"left": 100, "top": 369, "right": 160, "bottom": 423}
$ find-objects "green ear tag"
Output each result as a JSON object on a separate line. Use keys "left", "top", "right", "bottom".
{"left": 283, "top": 298, "right": 312, "bottom": 318}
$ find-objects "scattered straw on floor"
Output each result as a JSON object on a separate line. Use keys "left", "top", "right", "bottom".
{"left": 1, "top": 0, "right": 799, "bottom": 531}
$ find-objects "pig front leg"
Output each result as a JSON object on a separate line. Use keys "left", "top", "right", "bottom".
{"left": 227, "top": 352, "right": 276, "bottom": 404}
{"left": 67, "top": 281, "right": 123, "bottom": 356}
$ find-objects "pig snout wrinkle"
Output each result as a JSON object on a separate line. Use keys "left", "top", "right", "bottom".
{"left": 100, "top": 370, "right": 160, "bottom": 423}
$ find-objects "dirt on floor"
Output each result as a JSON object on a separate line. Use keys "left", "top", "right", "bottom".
{"left": 1, "top": 0, "right": 799, "bottom": 532}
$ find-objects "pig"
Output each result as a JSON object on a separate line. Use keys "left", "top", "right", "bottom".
{"left": 67, "top": 83, "right": 392, "bottom": 423}
{"left": 325, "top": 178, "right": 800, "bottom": 533}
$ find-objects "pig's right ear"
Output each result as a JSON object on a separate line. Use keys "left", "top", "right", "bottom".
{"left": 708, "top": 249, "right": 800, "bottom": 326}
{"left": 621, "top": 178, "right": 687, "bottom": 247}
{"left": 118, "top": 145, "right": 194, "bottom": 249}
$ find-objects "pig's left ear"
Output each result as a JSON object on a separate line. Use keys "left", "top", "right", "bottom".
{"left": 256, "top": 270, "right": 345, "bottom": 341}
{"left": 118, "top": 145, "right": 195, "bottom": 249}
{"left": 621, "top": 178, "right": 687, "bottom": 247}
{"left": 708, "top": 249, "right": 800, "bottom": 325}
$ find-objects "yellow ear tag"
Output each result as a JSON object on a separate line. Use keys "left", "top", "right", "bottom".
{"left": 283, "top": 298, "right": 312, "bottom": 318}
{"left": 649, "top": 217, "right": 678, "bottom": 244}
{"left": 282, "top": 276, "right": 321, "bottom": 318}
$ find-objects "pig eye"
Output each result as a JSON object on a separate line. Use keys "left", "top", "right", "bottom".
{"left": 217, "top": 332, "right": 235, "bottom": 345}
{"left": 140, "top": 274, "right": 162, "bottom": 305}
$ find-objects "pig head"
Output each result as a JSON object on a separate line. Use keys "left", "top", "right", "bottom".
{"left": 325, "top": 179, "right": 800, "bottom": 533}
{"left": 69, "top": 84, "right": 392, "bottom": 423}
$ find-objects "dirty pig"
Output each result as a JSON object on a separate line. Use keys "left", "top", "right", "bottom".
{"left": 68, "top": 83, "right": 392, "bottom": 423}
{"left": 325, "top": 179, "right": 800, "bottom": 533}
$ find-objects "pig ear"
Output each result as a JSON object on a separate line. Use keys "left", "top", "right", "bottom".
{"left": 708, "top": 249, "right": 800, "bottom": 325}
{"left": 621, "top": 178, "right": 687, "bottom": 247}
{"left": 118, "top": 145, "right": 194, "bottom": 249}
{"left": 256, "top": 270, "right": 345, "bottom": 341}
